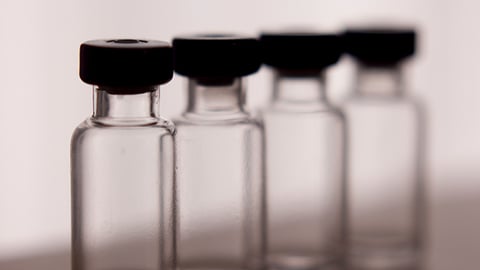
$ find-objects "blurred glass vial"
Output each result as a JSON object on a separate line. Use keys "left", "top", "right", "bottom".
{"left": 172, "top": 35, "right": 266, "bottom": 270}
{"left": 342, "top": 28, "right": 425, "bottom": 270}
{"left": 259, "top": 32, "right": 347, "bottom": 270}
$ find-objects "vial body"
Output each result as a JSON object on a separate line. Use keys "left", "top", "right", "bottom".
{"left": 343, "top": 66, "right": 424, "bottom": 269}
{"left": 262, "top": 74, "right": 346, "bottom": 270}
{"left": 174, "top": 78, "right": 265, "bottom": 270}
{"left": 71, "top": 88, "right": 175, "bottom": 270}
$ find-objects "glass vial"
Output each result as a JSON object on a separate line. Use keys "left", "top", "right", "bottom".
{"left": 259, "top": 33, "right": 347, "bottom": 270}
{"left": 71, "top": 39, "right": 175, "bottom": 270}
{"left": 342, "top": 29, "right": 425, "bottom": 269}
{"left": 172, "top": 35, "right": 265, "bottom": 270}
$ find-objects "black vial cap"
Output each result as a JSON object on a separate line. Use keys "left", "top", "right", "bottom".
{"left": 80, "top": 39, "right": 173, "bottom": 93}
{"left": 260, "top": 33, "right": 343, "bottom": 72}
{"left": 172, "top": 35, "right": 261, "bottom": 79}
{"left": 343, "top": 28, "right": 416, "bottom": 66}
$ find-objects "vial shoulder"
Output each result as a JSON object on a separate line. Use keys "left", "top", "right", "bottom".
{"left": 173, "top": 115, "right": 263, "bottom": 138}
{"left": 75, "top": 117, "right": 174, "bottom": 129}
{"left": 264, "top": 100, "right": 344, "bottom": 115}
{"left": 71, "top": 117, "right": 175, "bottom": 145}
{"left": 174, "top": 112, "right": 262, "bottom": 128}
{"left": 262, "top": 102, "right": 346, "bottom": 122}
{"left": 343, "top": 93, "right": 422, "bottom": 108}
{"left": 343, "top": 95, "right": 424, "bottom": 116}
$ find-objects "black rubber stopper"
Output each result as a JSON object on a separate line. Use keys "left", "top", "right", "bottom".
{"left": 172, "top": 35, "right": 261, "bottom": 78}
{"left": 343, "top": 28, "right": 416, "bottom": 66}
{"left": 260, "top": 33, "right": 343, "bottom": 72}
{"left": 80, "top": 39, "right": 173, "bottom": 93}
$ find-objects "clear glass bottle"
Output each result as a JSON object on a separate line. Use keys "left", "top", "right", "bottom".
{"left": 259, "top": 33, "right": 346, "bottom": 270}
{"left": 71, "top": 39, "right": 175, "bottom": 270}
{"left": 172, "top": 35, "right": 265, "bottom": 270}
{"left": 342, "top": 29, "right": 425, "bottom": 269}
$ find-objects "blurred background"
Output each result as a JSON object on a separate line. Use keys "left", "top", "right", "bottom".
{"left": 0, "top": 0, "right": 479, "bottom": 269}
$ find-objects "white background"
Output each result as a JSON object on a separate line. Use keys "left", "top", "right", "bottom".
{"left": 0, "top": 0, "right": 479, "bottom": 269}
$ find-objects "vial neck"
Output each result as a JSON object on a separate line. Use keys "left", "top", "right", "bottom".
{"left": 92, "top": 86, "right": 160, "bottom": 125}
{"left": 185, "top": 78, "right": 245, "bottom": 115}
{"left": 355, "top": 64, "right": 404, "bottom": 97}
{"left": 272, "top": 71, "right": 327, "bottom": 103}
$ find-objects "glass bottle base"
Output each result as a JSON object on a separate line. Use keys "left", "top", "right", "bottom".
{"left": 267, "top": 254, "right": 343, "bottom": 270}
{"left": 180, "top": 267, "right": 256, "bottom": 270}
{"left": 347, "top": 243, "right": 419, "bottom": 270}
